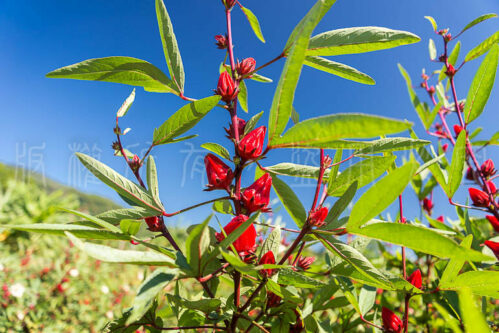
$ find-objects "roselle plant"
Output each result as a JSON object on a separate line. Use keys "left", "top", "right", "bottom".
{"left": 10, "top": 0, "right": 499, "bottom": 331}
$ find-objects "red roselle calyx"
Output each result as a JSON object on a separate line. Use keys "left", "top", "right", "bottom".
{"left": 481, "top": 159, "right": 497, "bottom": 178}
{"left": 215, "top": 215, "right": 256, "bottom": 253}
{"left": 486, "top": 215, "right": 499, "bottom": 232}
{"left": 225, "top": 117, "right": 246, "bottom": 140}
{"left": 484, "top": 240, "right": 499, "bottom": 260}
{"left": 487, "top": 181, "right": 497, "bottom": 194}
{"left": 222, "top": 0, "right": 236, "bottom": 9}
{"left": 241, "top": 173, "right": 272, "bottom": 213}
{"left": 258, "top": 251, "right": 276, "bottom": 277}
{"left": 407, "top": 269, "right": 422, "bottom": 289}
{"left": 237, "top": 126, "right": 266, "bottom": 160}
{"left": 445, "top": 64, "right": 456, "bottom": 77}
{"left": 266, "top": 291, "right": 281, "bottom": 308}
{"left": 309, "top": 207, "right": 329, "bottom": 227}
{"left": 469, "top": 188, "right": 490, "bottom": 207}
{"left": 216, "top": 71, "right": 237, "bottom": 103}
{"left": 423, "top": 197, "right": 434, "bottom": 215}
{"left": 428, "top": 86, "right": 435, "bottom": 94}
{"left": 296, "top": 256, "right": 315, "bottom": 271}
{"left": 214, "top": 34, "right": 228, "bottom": 49}
{"left": 236, "top": 58, "right": 256, "bottom": 77}
{"left": 466, "top": 167, "right": 475, "bottom": 180}
{"left": 144, "top": 216, "right": 162, "bottom": 232}
{"left": 204, "top": 153, "right": 234, "bottom": 190}
{"left": 453, "top": 125, "right": 464, "bottom": 137}
{"left": 442, "top": 143, "right": 448, "bottom": 153}
{"left": 437, "top": 215, "right": 445, "bottom": 223}
{"left": 381, "top": 307, "right": 403, "bottom": 333}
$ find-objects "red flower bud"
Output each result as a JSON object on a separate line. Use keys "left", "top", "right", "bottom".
{"left": 296, "top": 256, "right": 315, "bottom": 271}
{"left": 238, "top": 126, "right": 266, "bottom": 160}
{"left": 130, "top": 240, "right": 139, "bottom": 245}
{"left": 237, "top": 58, "right": 256, "bottom": 77}
{"left": 453, "top": 124, "right": 464, "bottom": 137}
{"left": 266, "top": 291, "right": 281, "bottom": 308}
{"left": 486, "top": 215, "right": 499, "bottom": 232}
{"left": 216, "top": 71, "right": 237, "bottom": 103}
{"left": 204, "top": 154, "right": 234, "bottom": 190}
{"left": 428, "top": 86, "right": 435, "bottom": 94}
{"left": 469, "top": 188, "right": 490, "bottom": 207}
{"left": 242, "top": 173, "right": 272, "bottom": 213}
{"left": 442, "top": 144, "right": 448, "bottom": 152}
{"left": 423, "top": 198, "right": 434, "bottom": 215}
{"left": 215, "top": 215, "right": 256, "bottom": 253}
{"left": 214, "top": 34, "right": 228, "bottom": 49}
{"left": 487, "top": 181, "right": 497, "bottom": 194}
{"left": 225, "top": 117, "right": 246, "bottom": 140}
{"left": 445, "top": 64, "right": 456, "bottom": 77}
{"left": 309, "top": 207, "right": 329, "bottom": 227}
{"left": 56, "top": 283, "right": 65, "bottom": 293}
{"left": 444, "top": 33, "right": 452, "bottom": 42}
{"left": 484, "top": 240, "right": 499, "bottom": 260}
{"left": 407, "top": 269, "right": 422, "bottom": 289}
{"left": 481, "top": 159, "right": 496, "bottom": 178}
{"left": 382, "top": 307, "right": 403, "bottom": 333}
{"left": 223, "top": 0, "right": 236, "bottom": 9}
{"left": 144, "top": 216, "right": 162, "bottom": 232}
{"left": 438, "top": 54, "right": 446, "bottom": 62}
{"left": 258, "top": 251, "right": 276, "bottom": 277}
{"left": 465, "top": 167, "right": 474, "bottom": 180}
{"left": 437, "top": 216, "right": 445, "bottom": 223}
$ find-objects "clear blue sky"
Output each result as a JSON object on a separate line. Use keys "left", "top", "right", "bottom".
{"left": 1, "top": 0, "right": 498, "bottom": 226}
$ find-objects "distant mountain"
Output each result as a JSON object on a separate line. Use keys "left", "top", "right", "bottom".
{"left": 0, "top": 162, "right": 121, "bottom": 214}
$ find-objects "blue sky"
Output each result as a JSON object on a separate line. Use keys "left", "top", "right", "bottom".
{"left": 1, "top": 0, "right": 498, "bottom": 227}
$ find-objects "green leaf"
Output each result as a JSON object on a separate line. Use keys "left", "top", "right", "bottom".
{"left": 304, "top": 56, "right": 375, "bottom": 85}
{"left": 327, "top": 156, "right": 396, "bottom": 197}
{"left": 4, "top": 224, "right": 130, "bottom": 241}
{"left": 60, "top": 207, "right": 122, "bottom": 233}
{"left": 270, "top": 113, "right": 412, "bottom": 149}
{"left": 328, "top": 149, "right": 343, "bottom": 185}
{"left": 441, "top": 271, "right": 499, "bottom": 298}
{"left": 358, "top": 286, "right": 377, "bottom": 316}
{"left": 351, "top": 222, "right": 492, "bottom": 261}
{"left": 220, "top": 250, "right": 254, "bottom": 274}
{"left": 439, "top": 42, "right": 461, "bottom": 82}
{"left": 46, "top": 56, "right": 176, "bottom": 93}
{"left": 277, "top": 268, "right": 326, "bottom": 288}
{"left": 260, "top": 226, "right": 281, "bottom": 259}
{"left": 448, "top": 131, "right": 467, "bottom": 197}
{"left": 156, "top": 0, "right": 184, "bottom": 92}
{"left": 424, "top": 16, "right": 437, "bottom": 31}
{"left": 65, "top": 232, "right": 176, "bottom": 266}
{"left": 127, "top": 268, "right": 177, "bottom": 324}
{"left": 459, "top": 13, "right": 498, "bottom": 36}
{"left": 347, "top": 161, "right": 418, "bottom": 230}
{"left": 458, "top": 288, "right": 491, "bottom": 332}
{"left": 439, "top": 235, "right": 473, "bottom": 287}
{"left": 270, "top": 174, "right": 307, "bottom": 228}
{"left": 465, "top": 30, "right": 499, "bottom": 62}
{"left": 153, "top": 96, "right": 221, "bottom": 145}
{"left": 201, "top": 142, "right": 231, "bottom": 161}
{"left": 355, "top": 137, "right": 430, "bottom": 154}
{"left": 428, "top": 38, "right": 437, "bottom": 60}
{"left": 398, "top": 64, "right": 432, "bottom": 129}
{"left": 120, "top": 219, "right": 141, "bottom": 236}
{"left": 167, "top": 295, "right": 221, "bottom": 314}
{"left": 212, "top": 199, "right": 234, "bottom": 215}
{"left": 413, "top": 135, "right": 448, "bottom": 189}
{"left": 117, "top": 89, "right": 136, "bottom": 118}
{"left": 146, "top": 156, "right": 161, "bottom": 206}
{"left": 325, "top": 181, "right": 357, "bottom": 224}
{"left": 291, "top": 106, "right": 300, "bottom": 124}
{"left": 75, "top": 153, "right": 163, "bottom": 213}
{"left": 238, "top": 79, "right": 249, "bottom": 112}
{"left": 464, "top": 44, "right": 499, "bottom": 123}
{"left": 263, "top": 162, "right": 323, "bottom": 179}
{"left": 241, "top": 6, "right": 265, "bottom": 43}
{"left": 250, "top": 73, "right": 273, "bottom": 83}
{"left": 243, "top": 111, "right": 264, "bottom": 136}
{"left": 307, "top": 27, "right": 420, "bottom": 56}
{"left": 96, "top": 207, "right": 157, "bottom": 224}
{"left": 268, "top": 0, "right": 324, "bottom": 144}
{"left": 185, "top": 215, "right": 211, "bottom": 276}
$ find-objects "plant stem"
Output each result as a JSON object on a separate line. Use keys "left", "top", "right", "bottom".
{"left": 163, "top": 197, "right": 231, "bottom": 217}
{"left": 311, "top": 149, "right": 325, "bottom": 210}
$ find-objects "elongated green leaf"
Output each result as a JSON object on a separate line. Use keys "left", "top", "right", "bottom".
{"left": 347, "top": 161, "right": 418, "bottom": 230}
{"left": 439, "top": 235, "right": 473, "bottom": 287}
{"left": 351, "top": 222, "right": 492, "bottom": 261}
{"left": 307, "top": 27, "right": 420, "bottom": 56}
{"left": 328, "top": 156, "right": 396, "bottom": 197}
{"left": 398, "top": 64, "right": 431, "bottom": 129}
{"left": 358, "top": 286, "right": 376, "bottom": 316}
{"left": 220, "top": 250, "right": 254, "bottom": 274}
{"left": 201, "top": 142, "right": 231, "bottom": 160}
{"left": 325, "top": 181, "right": 357, "bottom": 224}
{"left": 459, "top": 13, "right": 498, "bottom": 36}
{"left": 117, "top": 89, "right": 135, "bottom": 118}
{"left": 260, "top": 226, "right": 281, "bottom": 259}
{"left": 127, "top": 268, "right": 177, "bottom": 324}
{"left": 46, "top": 56, "right": 176, "bottom": 93}
{"left": 270, "top": 174, "right": 307, "bottom": 228}
{"left": 185, "top": 216, "right": 211, "bottom": 276}
{"left": 65, "top": 232, "right": 176, "bottom": 266}
{"left": 75, "top": 153, "right": 163, "bottom": 213}
{"left": 96, "top": 207, "right": 157, "bottom": 224}
{"left": 355, "top": 137, "right": 430, "bottom": 154}
{"left": 146, "top": 156, "right": 161, "bottom": 206}
{"left": 291, "top": 107, "right": 300, "bottom": 124}
{"left": 60, "top": 208, "right": 122, "bottom": 233}
{"left": 120, "top": 219, "right": 141, "bottom": 236}
{"left": 458, "top": 288, "right": 491, "bottom": 332}
{"left": 212, "top": 199, "right": 234, "bottom": 215}
{"left": 268, "top": 0, "right": 324, "bottom": 144}
{"left": 278, "top": 268, "right": 326, "bottom": 288}
{"left": 448, "top": 131, "right": 467, "bottom": 197}
{"left": 464, "top": 44, "right": 499, "bottom": 123}
{"left": 424, "top": 16, "right": 437, "bottom": 31}
{"left": 153, "top": 96, "right": 221, "bottom": 145}
{"left": 428, "top": 38, "right": 437, "bottom": 60}
{"left": 238, "top": 79, "right": 248, "bottom": 112}
{"left": 304, "top": 56, "right": 375, "bottom": 85}
{"left": 244, "top": 111, "right": 264, "bottom": 136}
{"left": 167, "top": 295, "right": 221, "bottom": 314}
{"left": 250, "top": 73, "right": 273, "bottom": 83}
{"left": 241, "top": 6, "right": 265, "bottom": 43}
{"left": 156, "top": 0, "right": 184, "bottom": 92}
{"left": 465, "top": 30, "right": 499, "bottom": 62}
{"left": 441, "top": 271, "right": 499, "bottom": 298}
{"left": 263, "top": 163, "right": 322, "bottom": 179}
{"left": 439, "top": 41, "right": 461, "bottom": 82}
{"left": 270, "top": 113, "right": 412, "bottom": 149}
{"left": 5, "top": 224, "right": 130, "bottom": 240}
{"left": 328, "top": 149, "right": 343, "bottom": 185}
